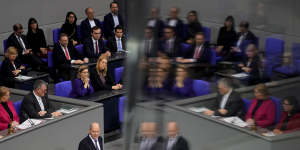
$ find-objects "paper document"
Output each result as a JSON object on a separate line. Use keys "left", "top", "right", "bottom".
{"left": 15, "top": 75, "right": 33, "bottom": 80}
{"left": 17, "top": 119, "right": 43, "bottom": 130}
{"left": 262, "top": 132, "right": 276, "bottom": 137}
{"left": 56, "top": 108, "right": 78, "bottom": 114}
{"left": 231, "top": 73, "right": 249, "bottom": 79}
{"left": 189, "top": 107, "right": 209, "bottom": 113}
{"left": 222, "top": 117, "right": 248, "bottom": 127}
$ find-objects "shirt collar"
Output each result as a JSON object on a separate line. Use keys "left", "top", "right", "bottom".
{"left": 89, "top": 134, "right": 98, "bottom": 141}
{"left": 33, "top": 90, "right": 41, "bottom": 100}
{"left": 224, "top": 89, "right": 233, "bottom": 97}
{"left": 111, "top": 12, "right": 118, "bottom": 17}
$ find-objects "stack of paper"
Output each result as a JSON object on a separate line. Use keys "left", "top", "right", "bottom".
{"left": 56, "top": 108, "right": 78, "bottom": 114}
{"left": 15, "top": 75, "right": 33, "bottom": 80}
{"left": 222, "top": 117, "right": 248, "bottom": 127}
{"left": 189, "top": 107, "right": 209, "bottom": 113}
{"left": 17, "top": 119, "right": 43, "bottom": 130}
{"left": 231, "top": 73, "right": 249, "bottom": 79}
{"left": 262, "top": 132, "right": 276, "bottom": 137}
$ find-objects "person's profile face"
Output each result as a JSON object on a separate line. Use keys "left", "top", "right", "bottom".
{"left": 15, "top": 28, "right": 23, "bottom": 36}
{"left": 38, "top": 85, "right": 47, "bottom": 97}
{"left": 86, "top": 8, "right": 94, "bottom": 19}
{"left": 92, "top": 29, "right": 101, "bottom": 40}
{"left": 98, "top": 59, "right": 107, "bottom": 71}
{"left": 59, "top": 36, "right": 69, "bottom": 47}
{"left": 89, "top": 127, "right": 100, "bottom": 139}
{"left": 246, "top": 49, "right": 254, "bottom": 58}
{"left": 195, "top": 35, "right": 205, "bottom": 45}
{"left": 1, "top": 91, "right": 10, "bottom": 102}
{"left": 111, "top": 3, "right": 119, "bottom": 14}
{"left": 9, "top": 54, "right": 17, "bottom": 61}
{"left": 218, "top": 83, "right": 228, "bottom": 95}
{"left": 68, "top": 14, "right": 75, "bottom": 24}
{"left": 254, "top": 89, "right": 265, "bottom": 100}
{"left": 282, "top": 100, "right": 293, "bottom": 112}
{"left": 115, "top": 29, "right": 123, "bottom": 38}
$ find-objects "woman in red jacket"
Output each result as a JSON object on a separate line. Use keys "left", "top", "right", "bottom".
{"left": 245, "top": 84, "right": 276, "bottom": 128}
{"left": 273, "top": 96, "right": 300, "bottom": 134}
{"left": 0, "top": 86, "right": 19, "bottom": 131}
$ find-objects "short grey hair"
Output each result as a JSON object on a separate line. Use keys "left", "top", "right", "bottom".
{"left": 33, "top": 80, "right": 48, "bottom": 90}
{"left": 217, "top": 78, "right": 233, "bottom": 89}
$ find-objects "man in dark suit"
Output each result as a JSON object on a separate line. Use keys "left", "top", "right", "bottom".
{"left": 204, "top": 78, "right": 244, "bottom": 117}
{"left": 166, "top": 122, "right": 189, "bottom": 150}
{"left": 107, "top": 25, "right": 126, "bottom": 52}
{"left": 83, "top": 26, "right": 111, "bottom": 62}
{"left": 181, "top": 32, "right": 211, "bottom": 63}
{"left": 147, "top": 8, "right": 165, "bottom": 38}
{"left": 53, "top": 33, "right": 88, "bottom": 81}
{"left": 78, "top": 122, "right": 103, "bottom": 150}
{"left": 103, "top": 2, "right": 124, "bottom": 39}
{"left": 144, "top": 27, "right": 159, "bottom": 57}
{"left": 166, "top": 7, "right": 184, "bottom": 38}
{"left": 158, "top": 26, "right": 182, "bottom": 58}
{"left": 80, "top": 7, "right": 103, "bottom": 40}
{"left": 6, "top": 24, "right": 46, "bottom": 71}
{"left": 20, "top": 80, "right": 62, "bottom": 122}
{"left": 139, "top": 122, "right": 164, "bottom": 150}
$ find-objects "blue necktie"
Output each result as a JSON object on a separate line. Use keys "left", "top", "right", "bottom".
{"left": 117, "top": 38, "right": 123, "bottom": 51}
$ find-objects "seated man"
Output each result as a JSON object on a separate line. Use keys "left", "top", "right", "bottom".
{"left": 107, "top": 25, "right": 126, "bottom": 52}
{"left": 144, "top": 27, "right": 159, "bottom": 57}
{"left": 20, "top": 80, "right": 62, "bottom": 122}
{"left": 7, "top": 24, "right": 46, "bottom": 71}
{"left": 158, "top": 26, "right": 182, "bottom": 58}
{"left": 78, "top": 122, "right": 103, "bottom": 150}
{"left": 179, "top": 32, "right": 211, "bottom": 63}
{"left": 83, "top": 26, "right": 111, "bottom": 62}
{"left": 103, "top": 2, "right": 124, "bottom": 39}
{"left": 139, "top": 122, "right": 164, "bottom": 150}
{"left": 53, "top": 33, "right": 88, "bottom": 81}
{"left": 204, "top": 78, "right": 244, "bottom": 117}
{"left": 80, "top": 7, "right": 102, "bottom": 40}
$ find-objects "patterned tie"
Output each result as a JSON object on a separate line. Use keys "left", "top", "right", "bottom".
{"left": 95, "top": 41, "right": 99, "bottom": 54}
{"left": 94, "top": 139, "right": 99, "bottom": 150}
{"left": 193, "top": 46, "right": 201, "bottom": 59}
{"left": 17, "top": 36, "right": 26, "bottom": 51}
{"left": 63, "top": 47, "right": 70, "bottom": 60}
{"left": 117, "top": 38, "right": 122, "bottom": 51}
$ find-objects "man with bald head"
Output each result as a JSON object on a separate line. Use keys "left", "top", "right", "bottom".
{"left": 139, "top": 122, "right": 163, "bottom": 150}
{"left": 78, "top": 122, "right": 103, "bottom": 150}
{"left": 166, "top": 7, "right": 184, "bottom": 38}
{"left": 166, "top": 122, "right": 189, "bottom": 150}
{"left": 80, "top": 7, "right": 103, "bottom": 40}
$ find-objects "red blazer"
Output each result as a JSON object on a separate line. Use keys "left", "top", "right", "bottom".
{"left": 275, "top": 112, "right": 300, "bottom": 132}
{"left": 245, "top": 99, "right": 276, "bottom": 128}
{"left": 0, "top": 100, "right": 19, "bottom": 131}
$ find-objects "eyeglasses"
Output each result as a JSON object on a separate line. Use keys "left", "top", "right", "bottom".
{"left": 93, "top": 32, "right": 101, "bottom": 35}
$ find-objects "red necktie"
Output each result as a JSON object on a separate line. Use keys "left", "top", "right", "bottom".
{"left": 95, "top": 41, "right": 99, "bottom": 54}
{"left": 64, "top": 47, "right": 70, "bottom": 60}
{"left": 193, "top": 46, "right": 201, "bottom": 59}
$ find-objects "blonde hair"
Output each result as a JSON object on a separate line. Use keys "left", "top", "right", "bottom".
{"left": 5, "top": 47, "right": 18, "bottom": 58}
{"left": 0, "top": 86, "right": 10, "bottom": 99}
{"left": 254, "top": 84, "right": 269, "bottom": 96}
{"left": 77, "top": 65, "right": 89, "bottom": 78}
{"left": 96, "top": 54, "right": 108, "bottom": 77}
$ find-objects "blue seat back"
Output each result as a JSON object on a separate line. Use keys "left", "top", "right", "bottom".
{"left": 265, "top": 37, "right": 284, "bottom": 65}
{"left": 77, "top": 25, "right": 82, "bottom": 41}
{"left": 13, "top": 100, "right": 22, "bottom": 116}
{"left": 75, "top": 44, "right": 84, "bottom": 55}
{"left": 182, "top": 24, "right": 189, "bottom": 40}
{"left": 180, "top": 43, "right": 191, "bottom": 56}
{"left": 3, "top": 39, "right": 8, "bottom": 53}
{"left": 242, "top": 98, "right": 252, "bottom": 112}
{"left": 55, "top": 81, "right": 72, "bottom": 97}
{"left": 118, "top": 96, "right": 126, "bottom": 123}
{"left": 202, "top": 26, "right": 211, "bottom": 42}
{"left": 53, "top": 28, "right": 61, "bottom": 44}
{"left": 114, "top": 66, "right": 124, "bottom": 83}
{"left": 292, "top": 43, "right": 300, "bottom": 61}
{"left": 192, "top": 80, "right": 211, "bottom": 96}
{"left": 210, "top": 49, "right": 217, "bottom": 66}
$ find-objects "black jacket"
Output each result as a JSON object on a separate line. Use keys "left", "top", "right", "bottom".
{"left": 0, "top": 58, "right": 26, "bottom": 88}
{"left": 26, "top": 28, "right": 47, "bottom": 56}
{"left": 80, "top": 18, "right": 102, "bottom": 40}
{"left": 83, "top": 37, "right": 108, "bottom": 62}
{"left": 103, "top": 13, "right": 124, "bottom": 39}
{"left": 147, "top": 18, "right": 165, "bottom": 38}
{"left": 184, "top": 42, "right": 211, "bottom": 63}
{"left": 78, "top": 135, "right": 103, "bottom": 150}
{"left": 217, "top": 26, "right": 237, "bottom": 53}
{"left": 7, "top": 33, "right": 30, "bottom": 56}
{"left": 90, "top": 68, "right": 115, "bottom": 92}
{"left": 166, "top": 18, "right": 184, "bottom": 38}
{"left": 236, "top": 31, "right": 257, "bottom": 45}
{"left": 60, "top": 23, "right": 79, "bottom": 43}
{"left": 212, "top": 91, "right": 244, "bottom": 117}
{"left": 107, "top": 36, "right": 126, "bottom": 53}
{"left": 165, "top": 136, "right": 189, "bottom": 150}
{"left": 186, "top": 22, "right": 203, "bottom": 40}
{"left": 52, "top": 43, "right": 82, "bottom": 70}
{"left": 159, "top": 37, "right": 182, "bottom": 58}
{"left": 240, "top": 55, "right": 261, "bottom": 85}
{"left": 20, "top": 92, "right": 54, "bottom": 122}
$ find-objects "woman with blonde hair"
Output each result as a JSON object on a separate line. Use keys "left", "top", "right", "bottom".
{"left": 0, "top": 46, "right": 26, "bottom": 88}
{"left": 69, "top": 65, "right": 94, "bottom": 98}
{"left": 90, "top": 54, "right": 122, "bottom": 91}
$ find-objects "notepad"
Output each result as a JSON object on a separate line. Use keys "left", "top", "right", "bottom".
{"left": 15, "top": 75, "right": 33, "bottom": 80}
{"left": 17, "top": 119, "right": 43, "bottom": 130}
{"left": 231, "top": 73, "right": 249, "bottom": 79}
{"left": 56, "top": 108, "right": 78, "bottom": 114}
{"left": 222, "top": 117, "right": 248, "bottom": 127}
{"left": 189, "top": 107, "right": 209, "bottom": 113}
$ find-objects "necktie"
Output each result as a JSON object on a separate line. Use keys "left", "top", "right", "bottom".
{"left": 17, "top": 36, "right": 26, "bottom": 51}
{"left": 95, "top": 41, "right": 99, "bottom": 54}
{"left": 117, "top": 38, "right": 122, "bottom": 51}
{"left": 94, "top": 139, "right": 99, "bottom": 150}
{"left": 193, "top": 46, "right": 201, "bottom": 59}
{"left": 63, "top": 47, "right": 70, "bottom": 60}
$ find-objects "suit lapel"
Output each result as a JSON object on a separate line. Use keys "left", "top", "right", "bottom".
{"left": 31, "top": 92, "right": 42, "bottom": 111}
{"left": 87, "top": 136, "right": 97, "bottom": 150}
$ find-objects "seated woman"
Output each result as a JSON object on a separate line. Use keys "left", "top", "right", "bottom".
{"left": 186, "top": 10, "right": 203, "bottom": 44}
{"left": 0, "top": 47, "right": 26, "bottom": 88}
{"left": 69, "top": 65, "right": 94, "bottom": 98}
{"left": 273, "top": 96, "right": 300, "bottom": 134}
{"left": 26, "top": 18, "right": 48, "bottom": 58}
{"left": 245, "top": 84, "right": 276, "bottom": 128}
{"left": 237, "top": 44, "right": 262, "bottom": 85}
{"left": 0, "top": 86, "right": 19, "bottom": 131}
{"left": 90, "top": 54, "right": 122, "bottom": 91}
{"left": 171, "top": 66, "right": 195, "bottom": 98}
{"left": 60, "top": 11, "right": 79, "bottom": 46}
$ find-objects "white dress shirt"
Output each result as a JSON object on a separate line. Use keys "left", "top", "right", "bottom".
{"left": 167, "top": 136, "right": 178, "bottom": 150}
{"left": 236, "top": 32, "right": 248, "bottom": 52}
{"left": 147, "top": 19, "right": 156, "bottom": 27}
{"left": 112, "top": 13, "right": 119, "bottom": 27}
{"left": 219, "top": 89, "right": 233, "bottom": 109}
{"left": 89, "top": 19, "right": 96, "bottom": 28}
{"left": 140, "top": 137, "right": 157, "bottom": 150}
{"left": 168, "top": 19, "right": 178, "bottom": 27}
{"left": 33, "top": 91, "right": 45, "bottom": 111}
{"left": 193, "top": 44, "right": 203, "bottom": 59}
{"left": 89, "top": 134, "right": 101, "bottom": 150}
{"left": 60, "top": 45, "right": 75, "bottom": 64}
{"left": 115, "top": 37, "right": 123, "bottom": 51}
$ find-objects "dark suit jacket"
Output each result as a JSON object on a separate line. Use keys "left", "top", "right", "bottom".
{"left": 80, "top": 18, "right": 102, "bottom": 40}
{"left": 159, "top": 37, "right": 182, "bottom": 57}
{"left": 184, "top": 42, "right": 211, "bottom": 63}
{"left": 166, "top": 136, "right": 189, "bottom": 150}
{"left": 107, "top": 36, "right": 126, "bottom": 53}
{"left": 53, "top": 43, "right": 82, "bottom": 70}
{"left": 83, "top": 37, "right": 108, "bottom": 62}
{"left": 240, "top": 55, "right": 261, "bottom": 85}
{"left": 7, "top": 33, "right": 30, "bottom": 56}
{"left": 147, "top": 18, "right": 165, "bottom": 38}
{"left": 0, "top": 58, "right": 26, "bottom": 87}
{"left": 236, "top": 31, "right": 257, "bottom": 46}
{"left": 20, "top": 92, "right": 54, "bottom": 122}
{"left": 212, "top": 91, "right": 244, "bottom": 117}
{"left": 166, "top": 18, "right": 184, "bottom": 38}
{"left": 78, "top": 135, "right": 103, "bottom": 150}
{"left": 103, "top": 13, "right": 124, "bottom": 39}
{"left": 90, "top": 68, "right": 115, "bottom": 92}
